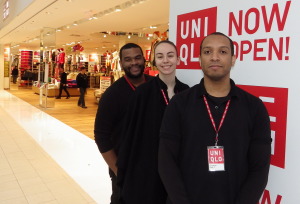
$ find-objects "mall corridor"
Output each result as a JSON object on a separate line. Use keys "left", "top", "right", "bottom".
{"left": 0, "top": 90, "right": 110, "bottom": 203}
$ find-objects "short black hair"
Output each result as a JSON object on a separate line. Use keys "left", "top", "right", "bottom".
{"left": 200, "top": 32, "right": 234, "bottom": 56}
{"left": 119, "top": 43, "right": 144, "bottom": 60}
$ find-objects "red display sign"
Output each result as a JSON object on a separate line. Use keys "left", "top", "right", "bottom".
{"left": 238, "top": 85, "right": 288, "bottom": 169}
{"left": 176, "top": 7, "right": 217, "bottom": 69}
{"left": 145, "top": 50, "right": 151, "bottom": 61}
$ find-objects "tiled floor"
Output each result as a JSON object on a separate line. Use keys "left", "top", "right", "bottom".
{"left": 0, "top": 90, "right": 111, "bottom": 204}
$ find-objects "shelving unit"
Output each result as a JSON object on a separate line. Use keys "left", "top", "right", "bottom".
{"left": 19, "top": 50, "right": 33, "bottom": 86}
{"left": 20, "top": 50, "right": 32, "bottom": 69}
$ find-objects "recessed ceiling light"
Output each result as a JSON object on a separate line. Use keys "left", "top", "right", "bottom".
{"left": 115, "top": 6, "right": 122, "bottom": 12}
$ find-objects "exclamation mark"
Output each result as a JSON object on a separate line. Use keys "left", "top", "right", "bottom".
{"left": 285, "top": 37, "right": 290, "bottom": 60}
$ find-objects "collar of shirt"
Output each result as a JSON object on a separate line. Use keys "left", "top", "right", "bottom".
{"left": 198, "top": 78, "right": 238, "bottom": 100}
{"left": 156, "top": 75, "right": 182, "bottom": 93}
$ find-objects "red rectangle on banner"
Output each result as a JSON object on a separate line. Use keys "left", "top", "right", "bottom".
{"left": 238, "top": 85, "right": 288, "bottom": 169}
{"left": 176, "top": 7, "right": 217, "bottom": 69}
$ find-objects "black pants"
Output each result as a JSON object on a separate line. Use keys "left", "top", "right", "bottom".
{"left": 110, "top": 171, "right": 120, "bottom": 204}
{"left": 12, "top": 75, "right": 18, "bottom": 83}
{"left": 58, "top": 84, "right": 70, "bottom": 97}
{"left": 78, "top": 87, "right": 86, "bottom": 107}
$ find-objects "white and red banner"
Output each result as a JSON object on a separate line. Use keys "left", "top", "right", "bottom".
{"left": 170, "top": 0, "right": 300, "bottom": 203}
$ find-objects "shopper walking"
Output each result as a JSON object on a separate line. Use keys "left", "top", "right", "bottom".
{"left": 56, "top": 67, "right": 70, "bottom": 99}
{"left": 11, "top": 66, "right": 18, "bottom": 84}
{"left": 94, "top": 43, "right": 153, "bottom": 204}
{"left": 117, "top": 40, "right": 189, "bottom": 204}
{"left": 76, "top": 67, "right": 88, "bottom": 108}
{"left": 158, "top": 32, "right": 272, "bottom": 204}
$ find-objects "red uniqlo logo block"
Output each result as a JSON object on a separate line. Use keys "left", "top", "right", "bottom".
{"left": 208, "top": 148, "right": 224, "bottom": 164}
{"left": 176, "top": 7, "right": 217, "bottom": 69}
{"left": 238, "top": 85, "right": 288, "bottom": 169}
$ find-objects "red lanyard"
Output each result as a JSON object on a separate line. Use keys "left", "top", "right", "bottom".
{"left": 203, "top": 95, "right": 230, "bottom": 146}
{"left": 161, "top": 89, "right": 169, "bottom": 105}
{"left": 124, "top": 76, "right": 136, "bottom": 91}
{"left": 124, "top": 76, "right": 146, "bottom": 91}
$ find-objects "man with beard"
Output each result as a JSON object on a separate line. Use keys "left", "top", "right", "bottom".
{"left": 94, "top": 43, "right": 153, "bottom": 204}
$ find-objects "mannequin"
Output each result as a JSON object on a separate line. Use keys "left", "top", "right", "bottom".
{"left": 58, "top": 48, "right": 65, "bottom": 69}
{"left": 149, "top": 31, "right": 162, "bottom": 66}
{"left": 111, "top": 50, "right": 120, "bottom": 71}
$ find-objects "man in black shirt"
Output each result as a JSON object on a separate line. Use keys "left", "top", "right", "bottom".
{"left": 11, "top": 66, "right": 19, "bottom": 84}
{"left": 56, "top": 67, "right": 70, "bottom": 99}
{"left": 158, "top": 32, "right": 272, "bottom": 204}
{"left": 76, "top": 67, "right": 88, "bottom": 108}
{"left": 94, "top": 43, "right": 153, "bottom": 204}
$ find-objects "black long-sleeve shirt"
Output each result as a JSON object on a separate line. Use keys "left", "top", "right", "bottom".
{"left": 94, "top": 75, "right": 153, "bottom": 154}
{"left": 158, "top": 78, "right": 271, "bottom": 204}
{"left": 60, "top": 72, "right": 68, "bottom": 84}
{"left": 76, "top": 73, "right": 88, "bottom": 88}
{"left": 116, "top": 76, "right": 189, "bottom": 204}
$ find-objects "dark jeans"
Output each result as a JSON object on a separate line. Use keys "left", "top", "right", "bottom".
{"left": 12, "top": 75, "right": 17, "bottom": 83}
{"left": 58, "top": 84, "right": 70, "bottom": 97}
{"left": 110, "top": 171, "right": 120, "bottom": 204}
{"left": 78, "top": 87, "right": 86, "bottom": 107}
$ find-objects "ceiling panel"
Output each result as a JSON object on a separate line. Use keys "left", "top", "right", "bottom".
{"left": 0, "top": 0, "right": 170, "bottom": 54}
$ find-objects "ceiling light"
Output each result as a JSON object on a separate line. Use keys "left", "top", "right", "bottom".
{"left": 128, "top": 35, "right": 131, "bottom": 39}
{"left": 104, "top": 34, "right": 107, "bottom": 38}
{"left": 150, "top": 26, "right": 157, "bottom": 29}
{"left": 115, "top": 6, "right": 122, "bottom": 12}
{"left": 89, "top": 16, "right": 98, "bottom": 20}
{"left": 73, "top": 22, "right": 78, "bottom": 26}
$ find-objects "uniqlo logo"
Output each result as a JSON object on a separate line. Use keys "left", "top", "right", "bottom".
{"left": 176, "top": 7, "right": 217, "bottom": 69}
{"left": 238, "top": 85, "right": 288, "bottom": 169}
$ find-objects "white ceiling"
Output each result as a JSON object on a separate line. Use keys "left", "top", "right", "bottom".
{"left": 0, "top": 0, "right": 170, "bottom": 54}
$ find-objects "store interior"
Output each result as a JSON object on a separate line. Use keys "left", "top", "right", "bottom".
{"left": 0, "top": 0, "right": 171, "bottom": 203}
{"left": 2, "top": 0, "right": 170, "bottom": 136}
{"left": 2, "top": 0, "right": 169, "bottom": 101}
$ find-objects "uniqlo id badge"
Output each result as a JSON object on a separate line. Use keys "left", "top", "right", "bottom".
{"left": 207, "top": 146, "right": 225, "bottom": 171}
